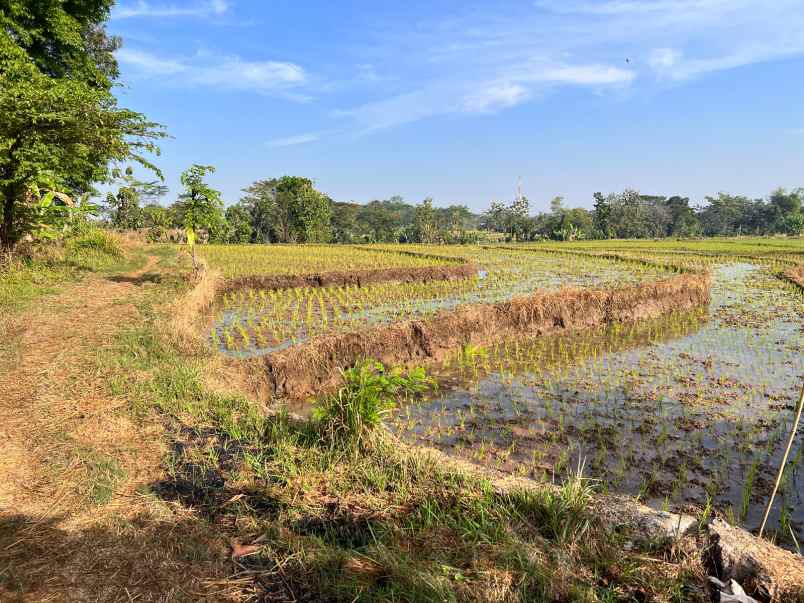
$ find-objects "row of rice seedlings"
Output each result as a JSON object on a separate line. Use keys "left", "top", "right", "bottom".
{"left": 531, "top": 236, "right": 803, "bottom": 258}
{"left": 213, "top": 248, "right": 674, "bottom": 354}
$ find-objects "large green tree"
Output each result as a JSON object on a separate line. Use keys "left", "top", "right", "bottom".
{"left": 240, "top": 176, "right": 331, "bottom": 243}
{"left": 411, "top": 198, "right": 439, "bottom": 243}
{"left": 105, "top": 166, "right": 167, "bottom": 230}
{"left": 0, "top": 0, "right": 164, "bottom": 250}
{"left": 224, "top": 202, "right": 253, "bottom": 243}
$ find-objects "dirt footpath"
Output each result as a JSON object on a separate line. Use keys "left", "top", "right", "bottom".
{"left": 0, "top": 257, "right": 225, "bottom": 602}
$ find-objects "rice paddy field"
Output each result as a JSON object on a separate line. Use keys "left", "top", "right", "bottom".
{"left": 212, "top": 246, "right": 674, "bottom": 356}
{"left": 206, "top": 238, "right": 804, "bottom": 548}
{"left": 197, "top": 243, "right": 454, "bottom": 277}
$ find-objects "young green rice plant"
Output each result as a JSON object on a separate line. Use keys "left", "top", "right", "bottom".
{"left": 512, "top": 458, "right": 594, "bottom": 543}
{"left": 740, "top": 456, "right": 762, "bottom": 522}
{"left": 698, "top": 494, "right": 714, "bottom": 530}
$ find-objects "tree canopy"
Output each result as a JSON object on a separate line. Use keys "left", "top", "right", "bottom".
{"left": 174, "top": 164, "right": 224, "bottom": 266}
{"left": 0, "top": 0, "right": 164, "bottom": 250}
{"left": 236, "top": 176, "right": 331, "bottom": 243}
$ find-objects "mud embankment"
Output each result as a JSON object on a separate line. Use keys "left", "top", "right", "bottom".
{"left": 244, "top": 271, "right": 711, "bottom": 401}
{"left": 216, "top": 262, "right": 477, "bottom": 295}
{"left": 783, "top": 264, "right": 804, "bottom": 290}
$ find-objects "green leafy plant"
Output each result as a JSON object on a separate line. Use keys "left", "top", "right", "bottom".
{"left": 313, "top": 360, "right": 434, "bottom": 451}
{"left": 0, "top": 11, "right": 165, "bottom": 252}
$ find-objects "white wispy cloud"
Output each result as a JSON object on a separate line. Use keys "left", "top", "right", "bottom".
{"left": 537, "top": 65, "right": 635, "bottom": 85}
{"left": 117, "top": 48, "right": 308, "bottom": 95}
{"left": 190, "top": 56, "right": 306, "bottom": 91}
{"left": 116, "top": 48, "right": 186, "bottom": 75}
{"left": 536, "top": 0, "right": 804, "bottom": 81}
{"left": 328, "top": 0, "right": 804, "bottom": 132}
{"left": 335, "top": 88, "right": 455, "bottom": 133}
{"left": 534, "top": 0, "right": 730, "bottom": 18}
{"left": 649, "top": 48, "right": 682, "bottom": 71}
{"left": 114, "top": 0, "right": 229, "bottom": 19}
{"left": 342, "top": 60, "right": 635, "bottom": 132}
{"left": 464, "top": 83, "right": 530, "bottom": 113}
{"left": 652, "top": 43, "right": 804, "bottom": 80}
{"left": 267, "top": 133, "right": 321, "bottom": 147}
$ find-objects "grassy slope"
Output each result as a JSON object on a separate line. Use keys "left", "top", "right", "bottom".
{"left": 2, "top": 238, "right": 714, "bottom": 602}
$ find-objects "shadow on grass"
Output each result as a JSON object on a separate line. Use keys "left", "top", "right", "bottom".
{"left": 106, "top": 272, "right": 163, "bottom": 285}
{"left": 130, "top": 412, "right": 707, "bottom": 603}
{"left": 0, "top": 511, "right": 225, "bottom": 602}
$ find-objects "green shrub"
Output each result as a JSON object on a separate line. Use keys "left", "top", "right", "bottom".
{"left": 63, "top": 227, "right": 124, "bottom": 270}
{"left": 65, "top": 228, "right": 122, "bottom": 256}
{"left": 313, "top": 360, "right": 433, "bottom": 451}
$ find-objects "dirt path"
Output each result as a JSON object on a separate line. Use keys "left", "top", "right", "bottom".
{"left": 0, "top": 256, "right": 222, "bottom": 601}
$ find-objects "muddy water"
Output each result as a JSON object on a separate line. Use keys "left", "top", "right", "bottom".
{"left": 389, "top": 263, "right": 804, "bottom": 547}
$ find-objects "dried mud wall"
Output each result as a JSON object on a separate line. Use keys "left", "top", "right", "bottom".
{"left": 783, "top": 264, "right": 804, "bottom": 290}
{"left": 245, "top": 271, "right": 711, "bottom": 401}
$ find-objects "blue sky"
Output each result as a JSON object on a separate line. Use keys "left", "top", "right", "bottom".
{"left": 110, "top": 0, "right": 804, "bottom": 213}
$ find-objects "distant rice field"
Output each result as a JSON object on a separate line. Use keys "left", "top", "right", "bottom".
{"left": 196, "top": 244, "right": 452, "bottom": 277}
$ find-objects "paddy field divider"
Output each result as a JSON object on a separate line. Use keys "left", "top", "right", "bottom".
{"left": 174, "top": 246, "right": 718, "bottom": 401}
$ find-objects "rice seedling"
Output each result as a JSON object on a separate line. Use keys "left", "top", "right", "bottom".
{"left": 212, "top": 246, "right": 676, "bottom": 357}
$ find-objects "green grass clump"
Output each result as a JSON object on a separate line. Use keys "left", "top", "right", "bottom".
{"left": 84, "top": 452, "right": 127, "bottom": 506}
{"left": 313, "top": 361, "right": 434, "bottom": 451}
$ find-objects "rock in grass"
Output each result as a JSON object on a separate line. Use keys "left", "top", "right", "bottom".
{"left": 594, "top": 495, "right": 697, "bottom": 544}
{"left": 708, "top": 577, "right": 760, "bottom": 603}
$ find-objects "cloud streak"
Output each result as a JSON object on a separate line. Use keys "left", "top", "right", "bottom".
{"left": 267, "top": 133, "right": 321, "bottom": 147}
{"left": 114, "top": 0, "right": 228, "bottom": 19}
{"left": 117, "top": 48, "right": 308, "bottom": 95}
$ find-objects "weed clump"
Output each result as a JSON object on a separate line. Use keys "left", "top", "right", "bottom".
{"left": 313, "top": 360, "right": 434, "bottom": 451}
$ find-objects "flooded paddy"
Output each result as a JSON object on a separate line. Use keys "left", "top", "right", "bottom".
{"left": 388, "top": 263, "right": 804, "bottom": 546}
{"left": 212, "top": 248, "right": 672, "bottom": 357}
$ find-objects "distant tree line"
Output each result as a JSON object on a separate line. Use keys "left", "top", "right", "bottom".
{"left": 480, "top": 188, "right": 803, "bottom": 241}
{"left": 104, "top": 175, "right": 483, "bottom": 244}
{"left": 103, "top": 170, "right": 804, "bottom": 245}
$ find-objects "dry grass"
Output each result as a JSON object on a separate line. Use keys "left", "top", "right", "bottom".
{"left": 782, "top": 264, "right": 804, "bottom": 290}
{"left": 0, "top": 248, "right": 227, "bottom": 601}
{"left": 167, "top": 258, "right": 222, "bottom": 353}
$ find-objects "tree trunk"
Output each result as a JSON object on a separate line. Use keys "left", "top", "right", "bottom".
{"left": 1, "top": 186, "right": 16, "bottom": 252}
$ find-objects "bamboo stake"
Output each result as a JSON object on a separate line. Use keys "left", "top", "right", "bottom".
{"left": 758, "top": 379, "right": 804, "bottom": 538}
